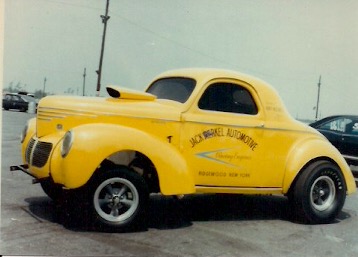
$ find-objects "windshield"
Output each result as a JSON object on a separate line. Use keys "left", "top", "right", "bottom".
{"left": 21, "top": 95, "right": 38, "bottom": 103}
{"left": 146, "top": 77, "right": 196, "bottom": 103}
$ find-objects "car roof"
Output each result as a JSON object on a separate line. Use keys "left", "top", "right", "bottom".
{"left": 151, "top": 68, "right": 267, "bottom": 88}
{"left": 4, "top": 93, "right": 38, "bottom": 102}
{"left": 311, "top": 115, "right": 358, "bottom": 127}
{"left": 149, "top": 68, "right": 292, "bottom": 121}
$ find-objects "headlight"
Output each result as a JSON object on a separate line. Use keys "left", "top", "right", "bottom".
{"left": 20, "top": 122, "right": 29, "bottom": 143}
{"left": 61, "top": 130, "right": 74, "bottom": 158}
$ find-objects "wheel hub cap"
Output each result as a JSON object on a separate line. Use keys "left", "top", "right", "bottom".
{"left": 319, "top": 189, "right": 325, "bottom": 197}
{"left": 112, "top": 196, "right": 120, "bottom": 205}
{"left": 310, "top": 175, "right": 336, "bottom": 211}
{"left": 93, "top": 177, "right": 139, "bottom": 223}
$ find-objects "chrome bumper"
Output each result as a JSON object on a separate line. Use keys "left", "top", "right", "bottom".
{"left": 10, "top": 164, "right": 41, "bottom": 184}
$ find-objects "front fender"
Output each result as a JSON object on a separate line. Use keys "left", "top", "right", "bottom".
{"left": 283, "top": 137, "right": 356, "bottom": 194}
{"left": 50, "top": 123, "right": 195, "bottom": 195}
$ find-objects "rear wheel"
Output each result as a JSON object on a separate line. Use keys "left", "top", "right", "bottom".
{"left": 290, "top": 160, "right": 346, "bottom": 224}
{"left": 87, "top": 166, "right": 149, "bottom": 232}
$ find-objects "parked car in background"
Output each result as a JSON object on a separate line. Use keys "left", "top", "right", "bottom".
{"left": 310, "top": 115, "right": 358, "bottom": 166}
{"left": 2, "top": 93, "right": 38, "bottom": 112}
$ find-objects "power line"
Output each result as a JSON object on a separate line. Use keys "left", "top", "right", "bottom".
{"left": 42, "top": 0, "right": 103, "bottom": 12}
{"left": 32, "top": 1, "right": 335, "bottom": 86}
{"left": 107, "top": 11, "right": 321, "bottom": 84}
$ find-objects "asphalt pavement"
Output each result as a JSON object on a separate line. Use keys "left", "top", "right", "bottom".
{"left": 1, "top": 110, "right": 358, "bottom": 257}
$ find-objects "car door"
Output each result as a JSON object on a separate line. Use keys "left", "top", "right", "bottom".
{"left": 11, "top": 95, "right": 21, "bottom": 109}
{"left": 181, "top": 80, "right": 286, "bottom": 188}
{"left": 341, "top": 118, "right": 358, "bottom": 162}
{"left": 3, "top": 94, "right": 12, "bottom": 109}
{"left": 316, "top": 117, "right": 346, "bottom": 153}
{"left": 12, "top": 95, "right": 27, "bottom": 110}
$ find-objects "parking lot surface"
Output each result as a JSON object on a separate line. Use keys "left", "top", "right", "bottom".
{"left": 1, "top": 110, "right": 358, "bottom": 257}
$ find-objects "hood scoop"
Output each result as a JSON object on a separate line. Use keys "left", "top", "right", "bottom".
{"left": 106, "top": 85, "right": 156, "bottom": 101}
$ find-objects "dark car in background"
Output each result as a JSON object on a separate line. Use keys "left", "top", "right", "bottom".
{"left": 311, "top": 115, "right": 358, "bottom": 166}
{"left": 2, "top": 93, "right": 38, "bottom": 112}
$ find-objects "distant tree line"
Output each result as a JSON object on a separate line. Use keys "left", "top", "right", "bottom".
{"left": 3, "top": 82, "right": 47, "bottom": 98}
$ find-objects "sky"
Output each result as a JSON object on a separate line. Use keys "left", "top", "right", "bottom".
{"left": 2, "top": 0, "right": 358, "bottom": 120}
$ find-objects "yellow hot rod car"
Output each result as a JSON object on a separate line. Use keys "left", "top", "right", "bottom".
{"left": 11, "top": 68, "right": 356, "bottom": 231}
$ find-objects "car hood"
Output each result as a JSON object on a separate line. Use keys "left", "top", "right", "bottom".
{"left": 36, "top": 88, "right": 182, "bottom": 137}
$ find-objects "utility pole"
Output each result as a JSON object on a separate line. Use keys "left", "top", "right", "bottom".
{"left": 96, "top": 0, "right": 110, "bottom": 96}
{"left": 83, "top": 68, "right": 86, "bottom": 96}
{"left": 43, "top": 77, "right": 47, "bottom": 97}
{"left": 315, "top": 75, "right": 321, "bottom": 120}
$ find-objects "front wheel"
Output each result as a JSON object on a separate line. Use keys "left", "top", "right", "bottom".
{"left": 87, "top": 166, "right": 149, "bottom": 232}
{"left": 290, "top": 160, "right": 347, "bottom": 224}
{"left": 40, "top": 179, "right": 64, "bottom": 202}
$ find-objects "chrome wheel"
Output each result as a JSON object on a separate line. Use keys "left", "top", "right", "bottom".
{"left": 291, "top": 161, "right": 346, "bottom": 224}
{"left": 94, "top": 177, "right": 139, "bottom": 223}
{"left": 310, "top": 175, "right": 336, "bottom": 211}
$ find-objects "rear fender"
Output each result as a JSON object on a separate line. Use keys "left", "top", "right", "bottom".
{"left": 50, "top": 123, "right": 195, "bottom": 195}
{"left": 283, "top": 138, "right": 356, "bottom": 194}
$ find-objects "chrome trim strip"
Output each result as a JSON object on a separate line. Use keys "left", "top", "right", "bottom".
{"left": 37, "top": 107, "right": 179, "bottom": 122}
{"left": 184, "top": 120, "right": 314, "bottom": 134}
{"left": 196, "top": 185, "right": 282, "bottom": 191}
{"left": 343, "top": 155, "right": 358, "bottom": 161}
{"left": 29, "top": 138, "right": 39, "bottom": 165}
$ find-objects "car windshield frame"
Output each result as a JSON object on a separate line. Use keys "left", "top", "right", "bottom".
{"left": 146, "top": 77, "right": 196, "bottom": 103}
{"left": 20, "top": 95, "right": 37, "bottom": 102}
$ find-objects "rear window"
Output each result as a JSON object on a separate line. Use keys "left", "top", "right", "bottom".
{"left": 317, "top": 117, "right": 358, "bottom": 134}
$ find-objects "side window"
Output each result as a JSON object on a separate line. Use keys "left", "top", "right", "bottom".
{"left": 5, "top": 95, "right": 12, "bottom": 100}
{"left": 351, "top": 122, "right": 358, "bottom": 134}
{"left": 345, "top": 120, "right": 358, "bottom": 135}
{"left": 198, "top": 83, "right": 258, "bottom": 115}
{"left": 318, "top": 118, "right": 351, "bottom": 133}
{"left": 12, "top": 95, "right": 20, "bottom": 101}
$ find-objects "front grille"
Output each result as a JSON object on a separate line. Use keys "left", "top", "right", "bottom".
{"left": 25, "top": 138, "right": 53, "bottom": 168}
{"left": 25, "top": 138, "right": 36, "bottom": 163}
